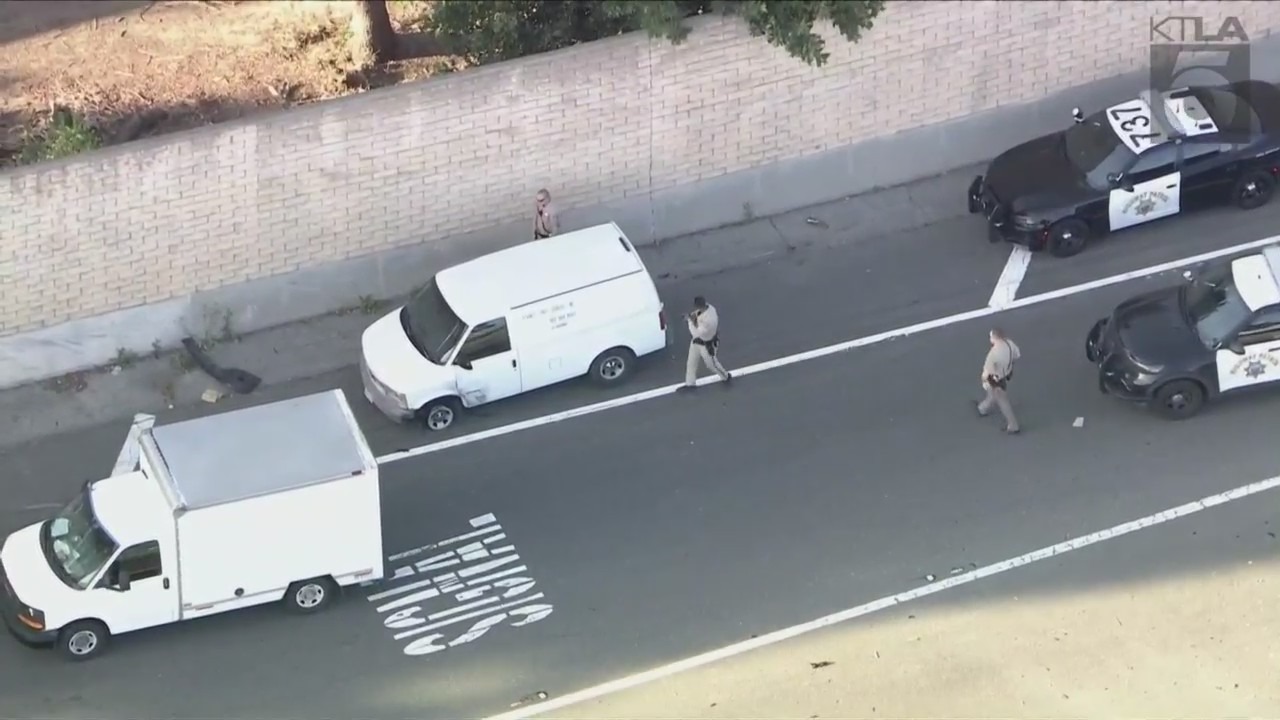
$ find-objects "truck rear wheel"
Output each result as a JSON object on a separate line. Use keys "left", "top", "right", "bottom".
{"left": 59, "top": 620, "right": 110, "bottom": 661}
{"left": 286, "top": 577, "right": 336, "bottom": 614}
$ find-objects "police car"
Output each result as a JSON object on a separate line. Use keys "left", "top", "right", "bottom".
{"left": 1085, "top": 244, "right": 1280, "bottom": 419}
{"left": 968, "top": 81, "right": 1280, "bottom": 258}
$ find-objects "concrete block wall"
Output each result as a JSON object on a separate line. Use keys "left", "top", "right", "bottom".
{"left": 3, "top": 0, "right": 1280, "bottom": 388}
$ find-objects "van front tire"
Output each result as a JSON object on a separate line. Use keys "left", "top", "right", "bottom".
{"left": 417, "top": 397, "right": 460, "bottom": 432}
{"left": 286, "top": 577, "right": 336, "bottom": 614}
{"left": 590, "top": 347, "right": 636, "bottom": 386}
{"left": 59, "top": 619, "right": 110, "bottom": 661}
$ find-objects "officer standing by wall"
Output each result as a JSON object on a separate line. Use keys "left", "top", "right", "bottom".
{"left": 533, "top": 189, "right": 559, "bottom": 240}
{"left": 680, "top": 295, "right": 732, "bottom": 391}
{"left": 976, "top": 326, "right": 1020, "bottom": 434}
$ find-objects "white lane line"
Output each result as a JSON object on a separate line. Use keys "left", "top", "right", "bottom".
{"left": 479, "top": 473, "right": 1280, "bottom": 720}
{"left": 988, "top": 246, "right": 1033, "bottom": 308}
{"left": 375, "top": 234, "right": 1280, "bottom": 465}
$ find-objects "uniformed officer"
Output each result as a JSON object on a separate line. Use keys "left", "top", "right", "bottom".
{"left": 977, "top": 326, "right": 1020, "bottom": 434}
{"left": 680, "top": 295, "right": 732, "bottom": 390}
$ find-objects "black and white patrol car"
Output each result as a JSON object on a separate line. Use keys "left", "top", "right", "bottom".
{"left": 968, "top": 81, "right": 1280, "bottom": 257}
{"left": 1085, "top": 244, "right": 1280, "bottom": 419}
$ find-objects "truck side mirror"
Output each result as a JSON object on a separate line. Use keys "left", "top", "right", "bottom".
{"left": 455, "top": 359, "right": 473, "bottom": 371}
{"left": 116, "top": 569, "right": 132, "bottom": 591}
{"left": 1226, "top": 340, "right": 1245, "bottom": 355}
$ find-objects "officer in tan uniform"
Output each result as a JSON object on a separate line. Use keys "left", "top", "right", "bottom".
{"left": 679, "top": 295, "right": 732, "bottom": 391}
{"left": 976, "top": 326, "right": 1020, "bottom": 434}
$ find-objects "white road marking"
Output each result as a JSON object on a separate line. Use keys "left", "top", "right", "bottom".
{"left": 375, "top": 234, "right": 1280, "bottom": 466}
{"left": 479, "top": 473, "right": 1280, "bottom": 720}
{"left": 988, "top": 246, "right": 1033, "bottom": 308}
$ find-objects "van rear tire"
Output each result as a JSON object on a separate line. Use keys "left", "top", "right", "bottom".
{"left": 590, "top": 347, "right": 636, "bottom": 386}
{"left": 286, "top": 577, "right": 336, "bottom": 614}
{"left": 59, "top": 619, "right": 110, "bottom": 661}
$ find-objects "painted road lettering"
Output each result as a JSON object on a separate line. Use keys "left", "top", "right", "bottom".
{"left": 364, "top": 513, "right": 553, "bottom": 657}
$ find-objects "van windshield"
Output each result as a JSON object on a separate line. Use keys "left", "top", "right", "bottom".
{"left": 1181, "top": 264, "right": 1252, "bottom": 349}
{"left": 40, "top": 489, "right": 118, "bottom": 590}
{"left": 400, "top": 278, "right": 467, "bottom": 365}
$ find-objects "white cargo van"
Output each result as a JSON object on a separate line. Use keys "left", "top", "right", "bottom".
{"left": 360, "top": 222, "right": 669, "bottom": 430}
{"left": 0, "top": 390, "right": 384, "bottom": 661}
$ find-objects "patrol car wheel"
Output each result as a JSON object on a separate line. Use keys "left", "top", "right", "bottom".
{"left": 418, "top": 397, "right": 459, "bottom": 431}
{"left": 1152, "top": 380, "right": 1205, "bottom": 420}
{"left": 1046, "top": 218, "right": 1089, "bottom": 258}
{"left": 1234, "top": 171, "right": 1275, "bottom": 210}
{"left": 590, "top": 347, "right": 636, "bottom": 386}
{"left": 58, "top": 620, "right": 110, "bottom": 661}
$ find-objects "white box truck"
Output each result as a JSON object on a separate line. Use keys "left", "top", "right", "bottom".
{"left": 0, "top": 389, "right": 384, "bottom": 661}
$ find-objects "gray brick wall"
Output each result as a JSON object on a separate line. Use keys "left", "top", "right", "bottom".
{"left": 2, "top": 0, "right": 1279, "bottom": 336}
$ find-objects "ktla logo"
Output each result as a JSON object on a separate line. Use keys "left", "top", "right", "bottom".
{"left": 1149, "top": 15, "right": 1251, "bottom": 127}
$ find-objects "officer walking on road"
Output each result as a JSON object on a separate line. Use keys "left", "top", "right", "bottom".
{"left": 976, "top": 326, "right": 1020, "bottom": 434}
{"left": 679, "top": 295, "right": 732, "bottom": 391}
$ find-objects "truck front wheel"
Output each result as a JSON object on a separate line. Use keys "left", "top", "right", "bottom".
{"left": 286, "top": 577, "right": 336, "bottom": 614}
{"left": 59, "top": 619, "right": 110, "bottom": 661}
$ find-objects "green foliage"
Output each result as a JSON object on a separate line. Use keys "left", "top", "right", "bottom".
{"left": 20, "top": 109, "right": 102, "bottom": 165}
{"left": 426, "top": 0, "right": 884, "bottom": 67}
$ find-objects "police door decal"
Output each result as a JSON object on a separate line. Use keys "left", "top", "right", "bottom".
{"left": 1108, "top": 172, "right": 1181, "bottom": 231}
{"left": 1215, "top": 343, "right": 1280, "bottom": 392}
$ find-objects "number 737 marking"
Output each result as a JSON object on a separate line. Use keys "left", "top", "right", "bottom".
{"left": 1109, "top": 105, "right": 1164, "bottom": 146}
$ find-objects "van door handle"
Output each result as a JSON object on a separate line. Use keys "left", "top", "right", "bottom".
{"left": 511, "top": 359, "right": 517, "bottom": 368}
{"left": 163, "top": 578, "right": 170, "bottom": 590}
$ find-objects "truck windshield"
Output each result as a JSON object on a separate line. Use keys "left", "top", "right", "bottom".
{"left": 400, "top": 278, "right": 467, "bottom": 365}
{"left": 1182, "top": 266, "right": 1252, "bottom": 349}
{"left": 40, "top": 489, "right": 118, "bottom": 590}
{"left": 1063, "top": 113, "right": 1137, "bottom": 190}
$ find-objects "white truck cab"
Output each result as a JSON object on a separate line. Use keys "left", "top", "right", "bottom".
{"left": 0, "top": 389, "right": 384, "bottom": 661}
{"left": 360, "top": 222, "right": 669, "bottom": 430}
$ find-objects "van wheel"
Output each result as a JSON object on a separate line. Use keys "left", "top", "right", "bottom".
{"left": 417, "top": 397, "right": 459, "bottom": 432}
{"left": 1234, "top": 171, "right": 1275, "bottom": 210}
{"left": 1047, "top": 218, "right": 1090, "bottom": 258}
{"left": 1152, "top": 380, "right": 1205, "bottom": 420}
{"left": 59, "top": 620, "right": 109, "bottom": 661}
{"left": 285, "top": 577, "right": 336, "bottom": 614}
{"left": 590, "top": 347, "right": 636, "bottom": 386}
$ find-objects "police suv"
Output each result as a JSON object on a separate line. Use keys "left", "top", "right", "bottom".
{"left": 1085, "top": 244, "right": 1280, "bottom": 419}
{"left": 968, "top": 81, "right": 1280, "bottom": 258}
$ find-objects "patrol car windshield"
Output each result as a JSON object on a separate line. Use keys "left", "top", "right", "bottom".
{"left": 401, "top": 279, "right": 466, "bottom": 365}
{"left": 1181, "top": 266, "right": 1253, "bottom": 349}
{"left": 1064, "top": 113, "right": 1138, "bottom": 190}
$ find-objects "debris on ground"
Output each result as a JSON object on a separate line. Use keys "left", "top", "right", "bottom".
{"left": 200, "top": 388, "right": 225, "bottom": 404}
{"left": 810, "top": 660, "right": 834, "bottom": 669}
{"left": 1073, "top": 416, "right": 1085, "bottom": 428}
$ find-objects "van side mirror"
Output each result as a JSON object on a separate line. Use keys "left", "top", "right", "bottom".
{"left": 455, "top": 359, "right": 472, "bottom": 371}
{"left": 116, "top": 569, "right": 132, "bottom": 591}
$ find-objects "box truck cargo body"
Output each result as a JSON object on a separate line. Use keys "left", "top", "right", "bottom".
{"left": 0, "top": 389, "right": 384, "bottom": 660}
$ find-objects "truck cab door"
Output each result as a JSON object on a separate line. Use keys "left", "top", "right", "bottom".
{"left": 94, "top": 541, "right": 179, "bottom": 634}
{"left": 452, "top": 318, "right": 523, "bottom": 407}
{"left": 1214, "top": 306, "right": 1280, "bottom": 392}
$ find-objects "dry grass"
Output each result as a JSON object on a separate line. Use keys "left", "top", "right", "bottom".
{"left": 0, "top": 0, "right": 463, "bottom": 165}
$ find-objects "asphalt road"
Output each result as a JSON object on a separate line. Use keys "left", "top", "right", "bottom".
{"left": 3, "top": 199, "right": 1280, "bottom": 719}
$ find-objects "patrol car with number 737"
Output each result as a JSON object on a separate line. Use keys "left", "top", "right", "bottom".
{"left": 1085, "top": 244, "right": 1280, "bottom": 419}
{"left": 968, "top": 80, "right": 1280, "bottom": 258}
